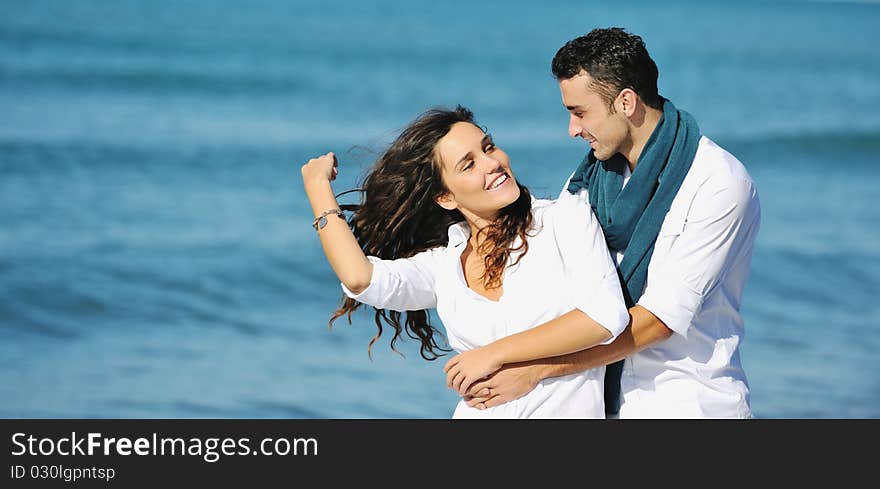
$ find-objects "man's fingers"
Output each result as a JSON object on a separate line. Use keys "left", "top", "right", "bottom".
{"left": 464, "top": 379, "right": 492, "bottom": 397}
{"left": 466, "top": 394, "right": 501, "bottom": 410}
{"left": 482, "top": 395, "right": 505, "bottom": 409}
{"left": 466, "top": 396, "right": 489, "bottom": 408}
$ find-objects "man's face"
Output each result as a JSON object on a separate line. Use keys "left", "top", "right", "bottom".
{"left": 558, "top": 72, "right": 629, "bottom": 161}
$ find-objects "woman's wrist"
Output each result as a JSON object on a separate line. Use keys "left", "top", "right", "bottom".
{"left": 304, "top": 176, "right": 333, "bottom": 193}
{"left": 304, "top": 178, "right": 336, "bottom": 207}
{"left": 485, "top": 341, "right": 509, "bottom": 367}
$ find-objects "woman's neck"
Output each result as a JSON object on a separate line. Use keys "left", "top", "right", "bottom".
{"left": 464, "top": 215, "right": 496, "bottom": 253}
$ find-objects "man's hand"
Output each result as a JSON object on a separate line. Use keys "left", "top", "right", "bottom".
{"left": 459, "top": 308, "right": 672, "bottom": 410}
{"left": 462, "top": 362, "right": 543, "bottom": 410}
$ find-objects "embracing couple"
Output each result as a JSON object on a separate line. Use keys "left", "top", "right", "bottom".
{"left": 301, "top": 28, "right": 761, "bottom": 419}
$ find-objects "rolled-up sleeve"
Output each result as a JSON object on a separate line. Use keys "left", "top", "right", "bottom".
{"left": 638, "top": 176, "right": 761, "bottom": 338}
{"left": 552, "top": 196, "right": 630, "bottom": 344}
{"left": 341, "top": 248, "right": 441, "bottom": 312}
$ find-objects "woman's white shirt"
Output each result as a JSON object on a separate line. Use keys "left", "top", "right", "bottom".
{"left": 341, "top": 196, "right": 629, "bottom": 418}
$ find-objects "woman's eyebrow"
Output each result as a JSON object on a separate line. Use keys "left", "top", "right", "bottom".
{"left": 456, "top": 135, "right": 493, "bottom": 169}
{"left": 456, "top": 150, "right": 474, "bottom": 169}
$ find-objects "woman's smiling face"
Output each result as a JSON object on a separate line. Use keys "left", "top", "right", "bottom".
{"left": 434, "top": 122, "right": 520, "bottom": 220}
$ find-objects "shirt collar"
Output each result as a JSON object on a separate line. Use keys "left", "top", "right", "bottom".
{"left": 445, "top": 193, "right": 536, "bottom": 249}
{"left": 447, "top": 221, "right": 470, "bottom": 248}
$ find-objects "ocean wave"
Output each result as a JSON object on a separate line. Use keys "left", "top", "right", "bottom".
{"left": 0, "top": 64, "right": 314, "bottom": 96}
{"left": 242, "top": 400, "right": 324, "bottom": 419}
{"left": 0, "top": 299, "right": 84, "bottom": 340}
{"left": 748, "top": 247, "right": 880, "bottom": 315}
{"left": 721, "top": 130, "right": 880, "bottom": 151}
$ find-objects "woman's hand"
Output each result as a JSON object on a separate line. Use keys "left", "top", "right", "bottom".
{"left": 301, "top": 152, "right": 339, "bottom": 186}
{"left": 463, "top": 362, "right": 543, "bottom": 410}
{"left": 443, "top": 345, "right": 504, "bottom": 396}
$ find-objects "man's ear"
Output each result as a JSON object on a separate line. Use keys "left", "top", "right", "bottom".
{"left": 435, "top": 191, "right": 457, "bottom": 211}
{"left": 617, "top": 88, "right": 638, "bottom": 117}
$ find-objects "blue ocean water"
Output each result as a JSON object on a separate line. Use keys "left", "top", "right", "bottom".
{"left": 1, "top": 0, "right": 878, "bottom": 418}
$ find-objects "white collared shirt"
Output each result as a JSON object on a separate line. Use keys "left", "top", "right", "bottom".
{"left": 342, "top": 196, "right": 630, "bottom": 418}
{"left": 563, "top": 136, "right": 761, "bottom": 418}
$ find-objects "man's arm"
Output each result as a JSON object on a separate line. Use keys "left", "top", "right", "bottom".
{"left": 467, "top": 166, "right": 761, "bottom": 409}
{"left": 464, "top": 304, "right": 671, "bottom": 409}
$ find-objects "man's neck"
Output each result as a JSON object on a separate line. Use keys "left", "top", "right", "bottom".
{"left": 622, "top": 106, "right": 663, "bottom": 172}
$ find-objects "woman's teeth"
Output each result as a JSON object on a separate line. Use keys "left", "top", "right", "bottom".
{"left": 488, "top": 173, "right": 509, "bottom": 190}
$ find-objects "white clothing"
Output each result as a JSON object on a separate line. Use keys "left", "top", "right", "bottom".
{"left": 562, "top": 136, "right": 761, "bottom": 418}
{"left": 342, "top": 196, "right": 629, "bottom": 418}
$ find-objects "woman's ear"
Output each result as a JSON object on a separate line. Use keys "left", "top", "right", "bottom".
{"left": 434, "top": 191, "right": 458, "bottom": 211}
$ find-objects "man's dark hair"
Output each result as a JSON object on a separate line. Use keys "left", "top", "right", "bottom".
{"left": 551, "top": 27, "right": 663, "bottom": 110}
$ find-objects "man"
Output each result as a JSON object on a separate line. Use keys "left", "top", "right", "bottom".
{"left": 461, "top": 27, "right": 761, "bottom": 418}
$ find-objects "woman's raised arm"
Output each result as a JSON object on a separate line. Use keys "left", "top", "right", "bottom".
{"left": 301, "top": 152, "right": 373, "bottom": 294}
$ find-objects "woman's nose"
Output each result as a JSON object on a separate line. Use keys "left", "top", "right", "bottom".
{"left": 477, "top": 153, "right": 503, "bottom": 173}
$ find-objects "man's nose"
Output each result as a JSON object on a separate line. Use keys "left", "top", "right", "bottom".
{"left": 568, "top": 114, "right": 582, "bottom": 138}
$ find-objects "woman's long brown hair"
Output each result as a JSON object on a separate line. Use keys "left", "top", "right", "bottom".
{"left": 330, "top": 106, "right": 533, "bottom": 360}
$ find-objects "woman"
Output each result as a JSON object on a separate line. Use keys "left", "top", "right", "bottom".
{"left": 300, "top": 106, "right": 628, "bottom": 418}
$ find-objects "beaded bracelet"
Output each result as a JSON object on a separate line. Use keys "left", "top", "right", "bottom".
{"left": 312, "top": 208, "right": 345, "bottom": 231}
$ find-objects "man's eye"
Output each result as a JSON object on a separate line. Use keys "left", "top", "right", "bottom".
{"left": 574, "top": 112, "right": 584, "bottom": 118}
{"left": 484, "top": 143, "right": 496, "bottom": 152}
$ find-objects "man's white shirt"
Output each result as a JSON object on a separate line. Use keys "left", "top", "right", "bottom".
{"left": 562, "top": 136, "right": 761, "bottom": 418}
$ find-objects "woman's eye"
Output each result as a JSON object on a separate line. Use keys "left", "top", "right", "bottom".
{"left": 484, "top": 143, "right": 496, "bottom": 152}
{"left": 463, "top": 161, "right": 474, "bottom": 171}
